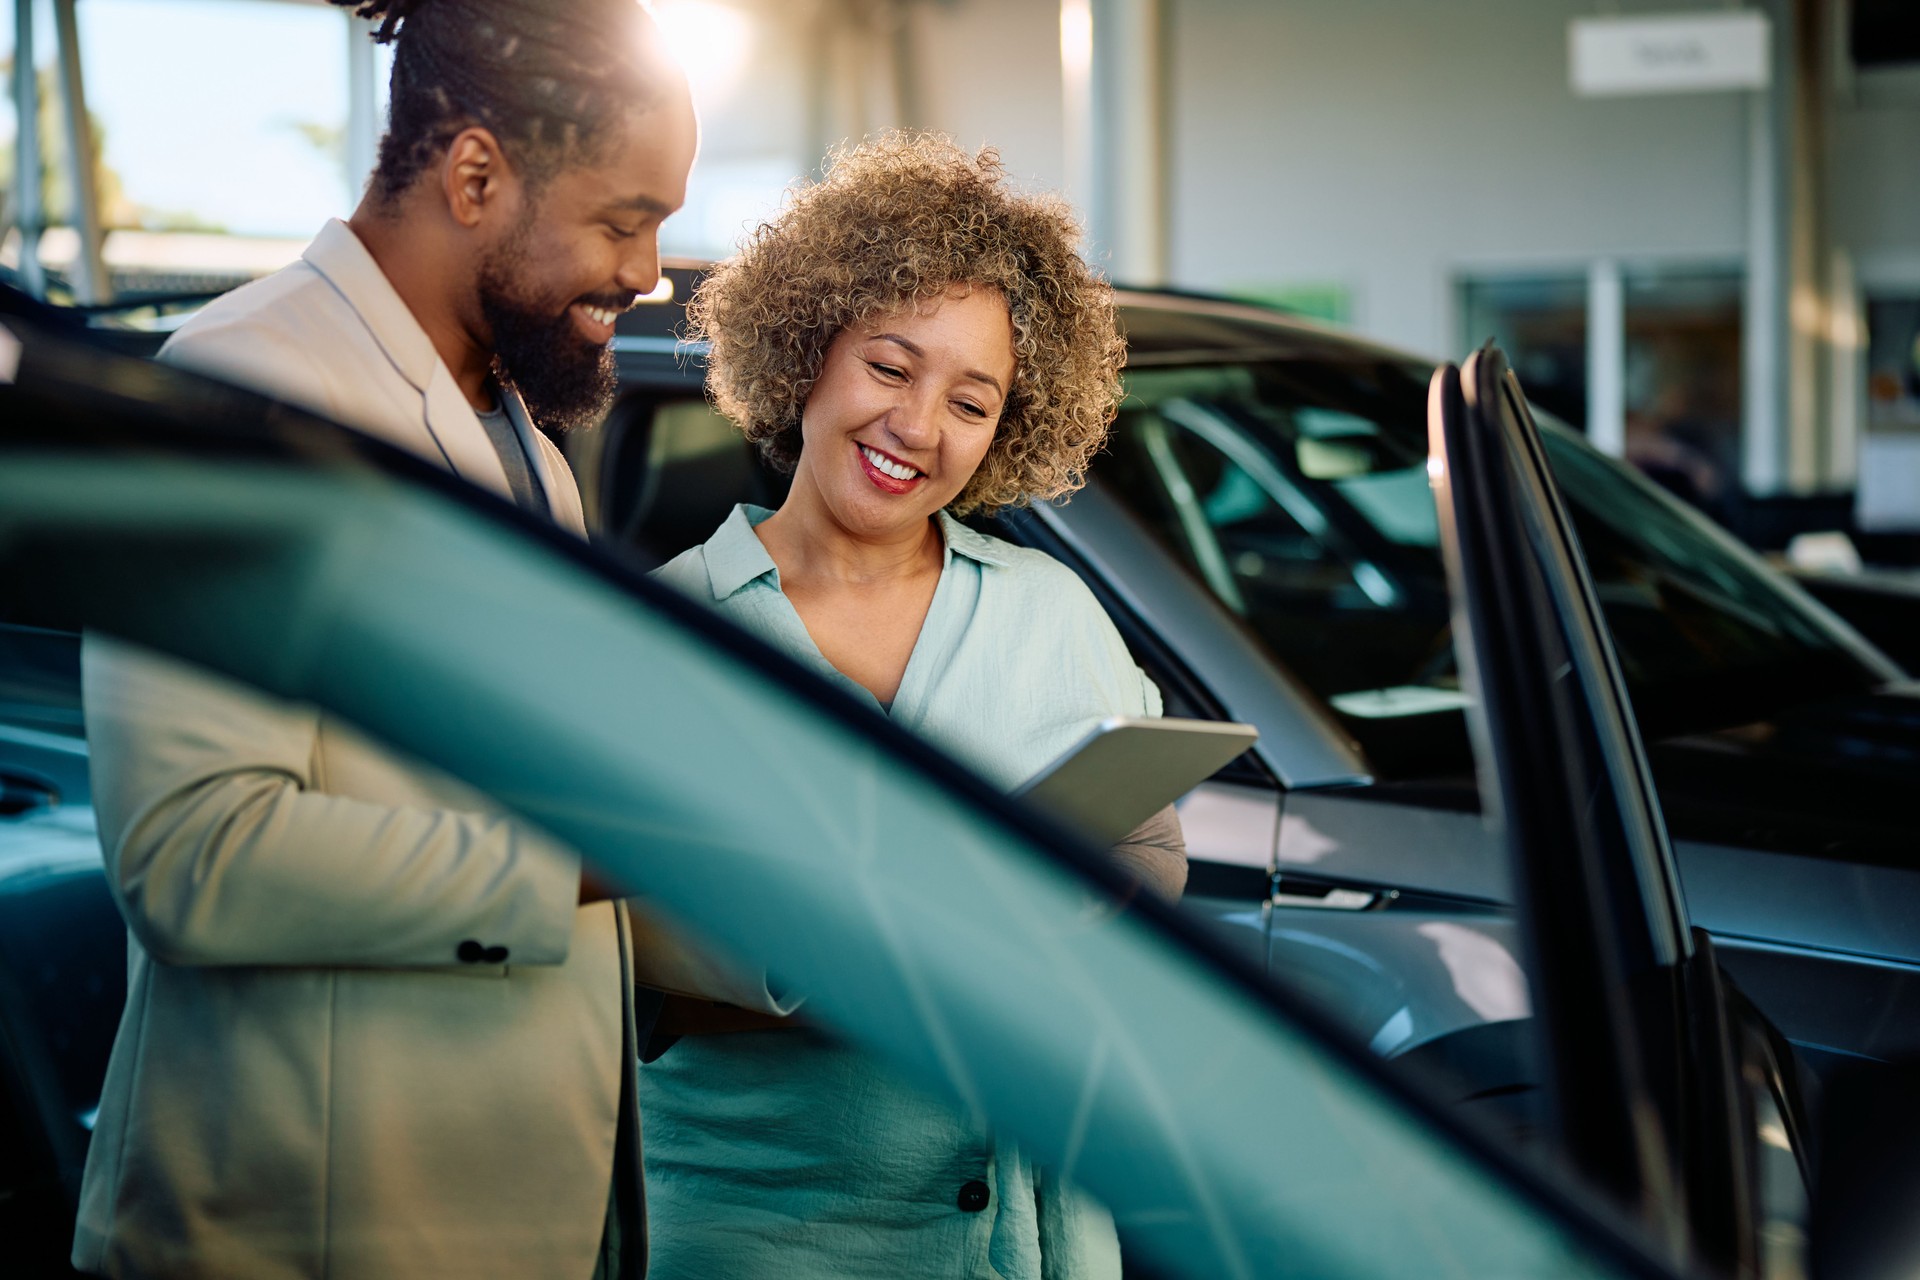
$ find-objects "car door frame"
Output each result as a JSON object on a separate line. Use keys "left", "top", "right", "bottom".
{"left": 1429, "top": 344, "right": 1811, "bottom": 1278}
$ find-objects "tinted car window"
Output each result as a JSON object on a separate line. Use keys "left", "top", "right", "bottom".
{"left": 1100, "top": 354, "right": 1884, "bottom": 778}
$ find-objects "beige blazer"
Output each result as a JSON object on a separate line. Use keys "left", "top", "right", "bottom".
{"left": 76, "top": 221, "right": 630, "bottom": 1280}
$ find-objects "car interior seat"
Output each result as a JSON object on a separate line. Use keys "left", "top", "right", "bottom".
{"left": 600, "top": 397, "right": 790, "bottom": 564}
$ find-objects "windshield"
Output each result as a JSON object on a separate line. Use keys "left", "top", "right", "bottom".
{"left": 1098, "top": 354, "right": 1883, "bottom": 779}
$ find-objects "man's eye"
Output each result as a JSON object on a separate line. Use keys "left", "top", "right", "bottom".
{"left": 605, "top": 224, "right": 639, "bottom": 240}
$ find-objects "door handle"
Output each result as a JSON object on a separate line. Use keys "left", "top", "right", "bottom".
{"left": 1270, "top": 874, "right": 1388, "bottom": 912}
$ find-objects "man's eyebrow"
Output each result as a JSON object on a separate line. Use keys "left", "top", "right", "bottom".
{"left": 870, "top": 333, "right": 1006, "bottom": 397}
{"left": 604, "top": 194, "right": 676, "bottom": 217}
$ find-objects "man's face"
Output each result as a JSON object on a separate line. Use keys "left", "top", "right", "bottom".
{"left": 477, "top": 89, "right": 697, "bottom": 431}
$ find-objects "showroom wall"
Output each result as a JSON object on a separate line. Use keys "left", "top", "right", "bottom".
{"left": 1160, "top": 0, "right": 1754, "bottom": 356}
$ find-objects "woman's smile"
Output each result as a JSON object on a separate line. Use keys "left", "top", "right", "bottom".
{"left": 855, "top": 442, "right": 926, "bottom": 494}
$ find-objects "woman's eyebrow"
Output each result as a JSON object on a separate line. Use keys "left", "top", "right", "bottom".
{"left": 870, "top": 333, "right": 1005, "bottom": 396}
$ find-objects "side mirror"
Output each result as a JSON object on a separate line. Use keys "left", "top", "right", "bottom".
{"left": 1810, "top": 1059, "right": 1920, "bottom": 1280}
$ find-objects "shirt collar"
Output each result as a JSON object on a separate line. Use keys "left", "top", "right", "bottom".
{"left": 935, "top": 510, "right": 1016, "bottom": 568}
{"left": 703, "top": 505, "right": 1014, "bottom": 601}
{"left": 704, "top": 505, "right": 782, "bottom": 600}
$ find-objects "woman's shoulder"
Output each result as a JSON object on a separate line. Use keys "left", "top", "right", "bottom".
{"left": 952, "top": 520, "right": 1114, "bottom": 631}
{"left": 650, "top": 543, "right": 714, "bottom": 597}
{"left": 648, "top": 504, "right": 774, "bottom": 601}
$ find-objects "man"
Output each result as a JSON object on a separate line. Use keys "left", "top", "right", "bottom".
{"left": 73, "top": 3, "right": 711, "bottom": 1277}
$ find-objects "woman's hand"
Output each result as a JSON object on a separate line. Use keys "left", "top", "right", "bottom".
{"left": 1109, "top": 803, "right": 1188, "bottom": 904}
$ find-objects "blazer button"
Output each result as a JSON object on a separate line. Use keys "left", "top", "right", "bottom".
{"left": 483, "top": 945, "right": 510, "bottom": 964}
{"left": 457, "top": 939, "right": 485, "bottom": 963}
{"left": 956, "top": 1179, "right": 990, "bottom": 1213}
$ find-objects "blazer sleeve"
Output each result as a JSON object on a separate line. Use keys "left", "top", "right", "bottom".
{"left": 84, "top": 634, "right": 582, "bottom": 969}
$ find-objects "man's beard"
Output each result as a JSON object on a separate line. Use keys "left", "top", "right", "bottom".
{"left": 477, "top": 236, "right": 621, "bottom": 435}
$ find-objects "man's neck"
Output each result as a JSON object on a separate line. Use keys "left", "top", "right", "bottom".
{"left": 346, "top": 202, "right": 496, "bottom": 411}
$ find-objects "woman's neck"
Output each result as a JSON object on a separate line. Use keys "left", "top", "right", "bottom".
{"left": 754, "top": 485, "right": 943, "bottom": 590}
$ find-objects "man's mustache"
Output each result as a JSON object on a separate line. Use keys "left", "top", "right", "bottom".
{"left": 574, "top": 291, "right": 639, "bottom": 314}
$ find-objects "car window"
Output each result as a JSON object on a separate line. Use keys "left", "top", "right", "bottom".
{"left": 1098, "top": 354, "right": 1887, "bottom": 779}
{"left": 0, "top": 342, "right": 1682, "bottom": 1279}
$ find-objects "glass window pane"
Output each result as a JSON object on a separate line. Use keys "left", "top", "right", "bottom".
{"left": 1, "top": 0, "right": 14, "bottom": 227}
{"left": 1460, "top": 275, "right": 1588, "bottom": 430}
{"left": 56, "top": 0, "right": 348, "bottom": 294}
{"left": 1622, "top": 268, "right": 1743, "bottom": 522}
{"left": 1093, "top": 355, "right": 1879, "bottom": 781}
{"left": 1865, "top": 295, "right": 1920, "bottom": 431}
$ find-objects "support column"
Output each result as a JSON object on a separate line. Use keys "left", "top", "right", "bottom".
{"left": 1742, "top": 63, "right": 1785, "bottom": 497}
{"left": 1745, "top": 0, "right": 1836, "bottom": 499}
{"left": 1069, "top": 0, "right": 1167, "bottom": 285}
{"left": 11, "top": 0, "right": 45, "bottom": 298}
{"left": 1587, "top": 259, "right": 1626, "bottom": 458}
{"left": 51, "top": 0, "right": 108, "bottom": 305}
{"left": 345, "top": 16, "right": 380, "bottom": 203}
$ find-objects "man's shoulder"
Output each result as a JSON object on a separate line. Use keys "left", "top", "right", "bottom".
{"left": 159, "top": 259, "right": 380, "bottom": 417}
{"left": 164, "top": 259, "right": 349, "bottom": 358}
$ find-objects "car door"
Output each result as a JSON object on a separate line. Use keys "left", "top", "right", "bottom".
{"left": 1066, "top": 304, "right": 1919, "bottom": 1092}
{"left": 0, "top": 303, "right": 1720, "bottom": 1280}
{"left": 1013, "top": 404, "right": 1521, "bottom": 1060}
{"left": 1429, "top": 344, "right": 1810, "bottom": 1279}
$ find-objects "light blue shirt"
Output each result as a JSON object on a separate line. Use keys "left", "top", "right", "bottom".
{"left": 639, "top": 504, "right": 1160, "bottom": 1280}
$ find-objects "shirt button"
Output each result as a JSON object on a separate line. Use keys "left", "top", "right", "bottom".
{"left": 956, "top": 1179, "right": 990, "bottom": 1213}
{"left": 483, "top": 945, "right": 510, "bottom": 964}
{"left": 457, "top": 940, "right": 485, "bottom": 963}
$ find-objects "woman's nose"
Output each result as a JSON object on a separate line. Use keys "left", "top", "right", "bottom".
{"left": 887, "top": 390, "right": 942, "bottom": 450}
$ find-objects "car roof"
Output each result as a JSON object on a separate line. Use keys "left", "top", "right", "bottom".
{"left": 623, "top": 260, "right": 1433, "bottom": 371}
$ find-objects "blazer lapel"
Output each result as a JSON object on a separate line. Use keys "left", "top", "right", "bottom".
{"left": 301, "top": 219, "right": 512, "bottom": 500}
{"left": 500, "top": 386, "right": 589, "bottom": 538}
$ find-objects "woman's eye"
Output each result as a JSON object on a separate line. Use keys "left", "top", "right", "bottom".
{"left": 954, "top": 400, "right": 989, "bottom": 419}
{"left": 867, "top": 362, "right": 906, "bottom": 380}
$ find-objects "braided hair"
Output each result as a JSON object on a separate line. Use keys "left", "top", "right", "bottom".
{"left": 331, "top": 0, "right": 677, "bottom": 204}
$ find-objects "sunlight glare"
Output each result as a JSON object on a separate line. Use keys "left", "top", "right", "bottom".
{"left": 648, "top": 1, "right": 753, "bottom": 108}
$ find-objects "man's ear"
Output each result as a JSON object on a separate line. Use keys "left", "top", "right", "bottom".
{"left": 440, "top": 126, "right": 518, "bottom": 230}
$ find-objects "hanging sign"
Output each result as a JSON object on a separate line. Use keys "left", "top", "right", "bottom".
{"left": 1570, "top": 12, "right": 1771, "bottom": 97}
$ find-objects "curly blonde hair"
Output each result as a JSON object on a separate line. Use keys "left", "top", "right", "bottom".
{"left": 686, "top": 132, "right": 1126, "bottom": 516}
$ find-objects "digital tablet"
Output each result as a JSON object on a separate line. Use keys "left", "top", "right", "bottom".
{"left": 1017, "top": 716, "right": 1259, "bottom": 845}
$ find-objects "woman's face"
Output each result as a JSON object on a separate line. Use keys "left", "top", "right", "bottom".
{"left": 792, "top": 286, "right": 1016, "bottom": 540}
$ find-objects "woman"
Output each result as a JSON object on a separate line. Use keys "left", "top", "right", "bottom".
{"left": 642, "top": 133, "right": 1185, "bottom": 1279}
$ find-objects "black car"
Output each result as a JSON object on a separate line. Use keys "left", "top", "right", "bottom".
{"left": 576, "top": 267, "right": 1920, "bottom": 1088}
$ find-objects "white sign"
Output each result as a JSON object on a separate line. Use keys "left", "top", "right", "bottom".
{"left": 1857, "top": 435, "right": 1920, "bottom": 532}
{"left": 1570, "top": 12, "right": 1770, "bottom": 97}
